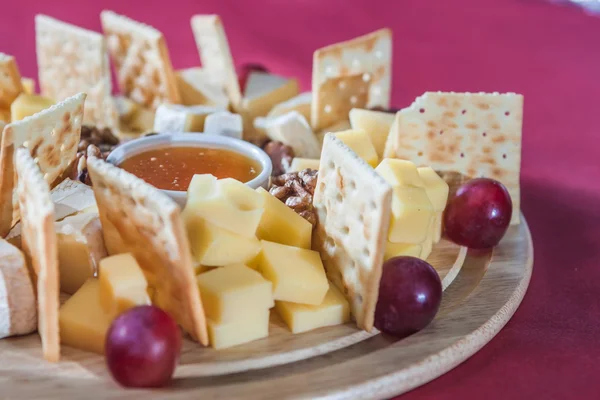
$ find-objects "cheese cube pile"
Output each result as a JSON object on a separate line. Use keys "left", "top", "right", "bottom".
{"left": 334, "top": 129, "right": 379, "bottom": 168}
{"left": 59, "top": 253, "right": 150, "bottom": 354}
{"left": 375, "top": 159, "right": 449, "bottom": 261}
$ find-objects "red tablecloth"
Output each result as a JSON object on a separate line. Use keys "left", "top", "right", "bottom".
{"left": 1, "top": 0, "right": 599, "bottom": 398}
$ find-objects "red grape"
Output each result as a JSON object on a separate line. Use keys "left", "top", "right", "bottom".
{"left": 237, "top": 63, "right": 269, "bottom": 94}
{"left": 444, "top": 178, "right": 512, "bottom": 249}
{"left": 375, "top": 256, "right": 442, "bottom": 338}
{"left": 105, "top": 305, "right": 181, "bottom": 388}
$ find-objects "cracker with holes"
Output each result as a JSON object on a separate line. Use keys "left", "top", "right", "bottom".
{"left": 0, "top": 93, "right": 85, "bottom": 237}
{"left": 383, "top": 92, "right": 524, "bottom": 224}
{"left": 15, "top": 148, "right": 60, "bottom": 362}
{"left": 36, "top": 15, "right": 118, "bottom": 130}
{"left": 101, "top": 10, "right": 180, "bottom": 110}
{"left": 86, "top": 157, "right": 208, "bottom": 345}
{"left": 0, "top": 53, "right": 24, "bottom": 109}
{"left": 191, "top": 15, "right": 242, "bottom": 108}
{"left": 311, "top": 28, "right": 392, "bottom": 131}
{"left": 313, "top": 134, "right": 393, "bottom": 331}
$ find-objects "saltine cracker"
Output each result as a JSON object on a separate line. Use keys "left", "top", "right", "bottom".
{"left": 383, "top": 91, "right": 523, "bottom": 225}
{"left": 191, "top": 15, "right": 242, "bottom": 109}
{"left": 313, "top": 134, "right": 392, "bottom": 331}
{"left": 0, "top": 53, "right": 24, "bottom": 110}
{"left": 15, "top": 148, "right": 60, "bottom": 362}
{"left": 311, "top": 28, "right": 392, "bottom": 131}
{"left": 101, "top": 10, "right": 180, "bottom": 110}
{"left": 0, "top": 93, "right": 85, "bottom": 237}
{"left": 87, "top": 157, "right": 208, "bottom": 345}
{"left": 35, "top": 15, "right": 118, "bottom": 130}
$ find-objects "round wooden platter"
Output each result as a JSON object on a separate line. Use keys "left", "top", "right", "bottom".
{"left": 0, "top": 215, "right": 533, "bottom": 400}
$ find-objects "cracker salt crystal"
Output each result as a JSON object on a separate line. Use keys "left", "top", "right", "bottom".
{"left": 313, "top": 134, "right": 393, "bottom": 331}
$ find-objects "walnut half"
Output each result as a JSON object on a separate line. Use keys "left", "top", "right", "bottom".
{"left": 269, "top": 168, "right": 319, "bottom": 227}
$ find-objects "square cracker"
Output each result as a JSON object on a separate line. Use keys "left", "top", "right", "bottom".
{"left": 313, "top": 134, "right": 392, "bottom": 331}
{"left": 86, "top": 157, "right": 208, "bottom": 345}
{"left": 15, "top": 148, "right": 59, "bottom": 362}
{"left": 101, "top": 10, "right": 180, "bottom": 110}
{"left": 383, "top": 91, "right": 523, "bottom": 225}
{"left": 0, "top": 53, "right": 24, "bottom": 109}
{"left": 311, "top": 28, "right": 392, "bottom": 131}
{"left": 0, "top": 93, "right": 85, "bottom": 237}
{"left": 190, "top": 15, "right": 242, "bottom": 109}
{"left": 35, "top": 15, "right": 118, "bottom": 130}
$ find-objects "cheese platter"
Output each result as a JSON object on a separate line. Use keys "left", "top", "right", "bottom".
{"left": 0, "top": 9, "right": 532, "bottom": 400}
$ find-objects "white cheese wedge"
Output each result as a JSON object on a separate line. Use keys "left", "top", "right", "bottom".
{"left": 267, "top": 91, "right": 312, "bottom": 121}
{"left": 55, "top": 212, "right": 107, "bottom": 295}
{"left": 176, "top": 67, "right": 229, "bottom": 108}
{"left": 204, "top": 111, "right": 243, "bottom": 139}
{"left": 0, "top": 238, "right": 36, "bottom": 339}
{"left": 153, "top": 104, "right": 225, "bottom": 133}
{"left": 7, "top": 179, "right": 97, "bottom": 248}
{"left": 244, "top": 72, "right": 289, "bottom": 99}
{"left": 264, "top": 111, "right": 321, "bottom": 158}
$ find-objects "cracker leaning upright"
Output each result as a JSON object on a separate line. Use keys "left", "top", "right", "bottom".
{"left": 0, "top": 53, "right": 24, "bottom": 109}
{"left": 101, "top": 10, "right": 180, "bottom": 110}
{"left": 190, "top": 15, "right": 242, "bottom": 109}
{"left": 313, "top": 134, "right": 393, "bottom": 331}
{"left": 35, "top": 15, "right": 118, "bottom": 130}
{"left": 86, "top": 157, "right": 209, "bottom": 345}
{"left": 0, "top": 93, "right": 86, "bottom": 237}
{"left": 384, "top": 92, "right": 523, "bottom": 225}
{"left": 311, "top": 28, "right": 392, "bottom": 131}
{"left": 14, "top": 148, "right": 60, "bottom": 362}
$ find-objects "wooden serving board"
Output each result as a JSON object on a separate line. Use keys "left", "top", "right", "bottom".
{"left": 0, "top": 215, "right": 532, "bottom": 399}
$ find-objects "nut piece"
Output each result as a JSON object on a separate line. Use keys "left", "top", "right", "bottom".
{"left": 262, "top": 140, "right": 295, "bottom": 176}
{"left": 79, "top": 125, "right": 120, "bottom": 154}
{"left": 70, "top": 144, "right": 106, "bottom": 186}
{"left": 268, "top": 168, "right": 319, "bottom": 227}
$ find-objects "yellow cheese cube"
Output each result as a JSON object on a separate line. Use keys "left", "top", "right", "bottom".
{"left": 275, "top": 284, "right": 350, "bottom": 334}
{"left": 349, "top": 108, "right": 395, "bottom": 158}
{"left": 10, "top": 93, "right": 54, "bottom": 121}
{"left": 257, "top": 240, "right": 328, "bottom": 305}
{"left": 421, "top": 234, "right": 433, "bottom": 260}
{"left": 388, "top": 186, "right": 434, "bottom": 244}
{"left": 289, "top": 158, "right": 320, "bottom": 172}
{"left": 255, "top": 187, "right": 312, "bottom": 249}
{"left": 376, "top": 159, "right": 425, "bottom": 188}
{"left": 432, "top": 212, "right": 443, "bottom": 243}
{"left": 21, "top": 77, "right": 35, "bottom": 95}
{"left": 334, "top": 129, "right": 379, "bottom": 168}
{"left": 384, "top": 241, "right": 422, "bottom": 262}
{"left": 186, "top": 219, "right": 261, "bottom": 266}
{"left": 417, "top": 167, "right": 449, "bottom": 212}
{"left": 207, "top": 309, "right": 270, "bottom": 349}
{"left": 99, "top": 253, "right": 150, "bottom": 316}
{"left": 197, "top": 264, "right": 273, "bottom": 323}
{"left": 56, "top": 212, "right": 107, "bottom": 295}
{"left": 184, "top": 175, "right": 265, "bottom": 238}
{"left": 126, "top": 105, "right": 155, "bottom": 134}
{"left": 59, "top": 279, "right": 113, "bottom": 354}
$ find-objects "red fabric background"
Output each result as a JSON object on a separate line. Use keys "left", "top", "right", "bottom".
{"left": 1, "top": 0, "right": 599, "bottom": 398}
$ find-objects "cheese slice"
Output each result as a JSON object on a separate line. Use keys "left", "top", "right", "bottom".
{"left": 197, "top": 264, "right": 273, "bottom": 323}
{"left": 10, "top": 93, "right": 55, "bottom": 121}
{"left": 257, "top": 240, "right": 329, "bottom": 305}
{"left": 21, "top": 77, "right": 35, "bottom": 95}
{"left": 59, "top": 279, "right": 112, "bottom": 354}
{"left": 7, "top": 179, "right": 97, "bottom": 249}
{"left": 204, "top": 111, "right": 243, "bottom": 139}
{"left": 175, "top": 67, "right": 229, "bottom": 108}
{"left": 275, "top": 283, "right": 349, "bottom": 334}
{"left": 349, "top": 108, "right": 395, "bottom": 158}
{"left": 55, "top": 212, "right": 107, "bottom": 295}
{"left": 0, "top": 239, "right": 36, "bottom": 339}
{"left": 99, "top": 253, "right": 150, "bottom": 316}
{"left": 256, "top": 187, "right": 312, "bottom": 249}
{"left": 207, "top": 309, "right": 270, "bottom": 349}
{"left": 334, "top": 129, "right": 379, "bottom": 168}
{"left": 264, "top": 111, "right": 321, "bottom": 158}
{"left": 154, "top": 104, "right": 224, "bottom": 133}
{"left": 289, "top": 158, "right": 320, "bottom": 172}
{"left": 266, "top": 91, "right": 312, "bottom": 121}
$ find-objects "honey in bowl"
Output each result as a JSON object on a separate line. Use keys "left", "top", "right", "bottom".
{"left": 119, "top": 146, "right": 261, "bottom": 191}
